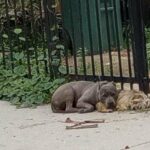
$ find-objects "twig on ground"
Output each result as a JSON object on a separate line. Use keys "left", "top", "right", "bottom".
{"left": 66, "top": 124, "right": 98, "bottom": 130}
{"left": 64, "top": 118, "right": 104, "bottom": 130}
{"left": 63, "top": 117, "right": 139, "bottom": 130}
{"left": 65, "top": 117, "right": 105, "bottom": 124}
{"left": 120, "top": 141, "right": 150, "bottom": 150}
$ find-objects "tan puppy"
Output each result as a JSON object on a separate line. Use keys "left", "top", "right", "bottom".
{"left": 96, "top": 90, "right": 150, "bottom": 112}
{"left": 117, "top": 90, "right": 150, "bottom": 111}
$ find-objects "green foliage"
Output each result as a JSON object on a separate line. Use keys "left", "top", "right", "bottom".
{"left": 0, "top": 0, "right": 67, "bottom": 108}
{"left": 145, "top": 28, "right": 150, "bottom": 69}
{"left": 14, "top": 28, "right": 22, "bottom": 35}
{"left": 76, "top": 48, "right": 88, "bottom": 74}
{"left": 0, "top": 27, "right": 66, "bottom": 107}
{"left": 2, "top": 34, "right": 8, "bottom": 39}
{"left": 0, "top": 65, "right": 66, "bottom": 108}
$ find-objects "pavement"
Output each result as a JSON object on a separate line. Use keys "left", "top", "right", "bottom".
{"left": 0, "top": 101, "right": 150, "bottom": 150}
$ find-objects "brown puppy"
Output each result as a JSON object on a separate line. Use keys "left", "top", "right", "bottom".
{"left": 51, "top": 81, "right": 117, "bottom": 113}
{"left": 117, "top": 90, "right": 150, "bottom": 111}
{"left": 96, "top": 90, "right": 150, "bottom": 112}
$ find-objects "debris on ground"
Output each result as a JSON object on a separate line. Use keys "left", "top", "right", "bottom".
{"left": 64, "top": 117, "right": 105, "bottom": 130}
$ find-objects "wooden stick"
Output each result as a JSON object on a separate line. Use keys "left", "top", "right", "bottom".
{"left": 66, "top": 124, "right": 98, "bottom": 130}
{"left": 84, "top": 120, "right": 105, "bottom": 123}
{"left": 65, "top": 117, "right": 105, "bottom": 124}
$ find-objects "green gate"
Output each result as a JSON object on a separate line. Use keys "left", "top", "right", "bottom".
{"left": 61, "top": 0, "right": 123, "bottom": 53}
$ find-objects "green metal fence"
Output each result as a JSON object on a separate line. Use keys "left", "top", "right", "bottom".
{"left": 0, "top": 0, "right": 149, "bottom": 93}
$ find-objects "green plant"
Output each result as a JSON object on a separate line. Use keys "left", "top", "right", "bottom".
{"left": 0, "top": 64, "right": 66, "bottom": 108}
{"left": 0, "top": 40, "right": 66, "bottom": 108}
{"left": 76, "top": 48, "right": 89, "bottom": 75}
{"left": 145, "top": 28, "right": 150, "bottom": 69}
{"left": 0, "top": 0, "right": 67, "bottom": 108}
{"left": 0, "top": 45, "right": 66, "bottom": 108}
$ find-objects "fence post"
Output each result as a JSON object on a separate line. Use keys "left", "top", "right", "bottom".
{"left": 129, "top": 0, "right": 149, "bottom": 93}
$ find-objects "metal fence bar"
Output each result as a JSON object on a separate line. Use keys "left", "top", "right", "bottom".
{"left": 69, "top": 74, "right": 140, "bottom": 83}
{"left": 103, "top": 0, "right": 113, "bottom": 78}
{"left": 64, "top": 38, "right": 69, "bottom": 75}
{"left": 21, "top": 0, "right": 31, "bottom": 77}
{"left": 38, "top": 0, "right": 48, "bottom": 74}
{"left": 129, "top": 0, "right": 149, "bottom": 93}
{"left": 69, "top": 0, "right": 78, "bottom": 77}
{"left": 0, "top": 0, "right": 149, "bottom": 93}
{"left": 0, "top": 32, "right": 6, "bottom": 68}
{"left": 4, "top": 0, "right": 14, "bottom": 71}
{"left": 0, "top": 12, "right": 5, "bottom": 68}
{"left": 12, "top": 0, "right": 17, "bottom": 26}
{"left": 60, "top": 1, "right": 69, "bottom": 75}
{"left": 86, "top": 0, "right": 96, "bottom": 78}
{"left": 95, "top": 0, "right": 104, "bottom": 77}
{"left": 126, "top": 26, "right": 133, "bottom": 89}
{"left": 112, "top": 0, "right": 123, "bottom": 88}
{"left": 122, "top": 1, "right": 133, "bottom": 89}
{"left": 30, "top": 0, "right": 39, "bottom": 73}
{"left": 43, "top": 0, "right": 54, "bottom": 77}
{"left": 78, "top": 0, "right": 87, "bottom": 78}
{"left": 12, "top": 0, "right": 22, "bottom": 65}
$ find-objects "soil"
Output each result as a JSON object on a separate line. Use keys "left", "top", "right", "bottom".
{"left": 62, "top": 50, "right": 134, "bottom": 77}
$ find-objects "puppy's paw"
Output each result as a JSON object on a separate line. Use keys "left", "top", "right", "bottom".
{"left": 78, "top": 109, "right": 86, "bottom": 113}
{"left": 107, "top": 109, "right": 113, "bottom": 113}
{"left": 101, "top": 109, "right": 113, "bottom": 113}
{"left": 145, "top": 99, "right": 150, "bottom": 108}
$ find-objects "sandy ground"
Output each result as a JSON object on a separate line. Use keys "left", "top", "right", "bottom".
{"left": 1, "top": 101, "right": 150, "bottom": 150}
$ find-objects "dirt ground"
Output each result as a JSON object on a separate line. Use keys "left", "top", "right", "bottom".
{"left": 1, "top": 101, "right": 150, "bottom": 150}
{"left": 64, "top": 50, "right": 135, "bottom": 77}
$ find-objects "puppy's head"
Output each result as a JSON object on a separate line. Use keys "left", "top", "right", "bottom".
{"left": 97, "top": 81, "right": 118, "bottom": 110}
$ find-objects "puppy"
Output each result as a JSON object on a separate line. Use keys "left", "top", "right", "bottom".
{"left": 51, "top": 81, "right": 118, "bottom": 113}
{"left": 117, "top": 90, "right": 150, "bottom": 111}
{"left": 96, "top": 90, "right": 150, "bottom": 112}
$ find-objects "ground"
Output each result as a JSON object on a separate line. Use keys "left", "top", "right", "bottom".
{"left": 1, "top": 101, "right": 150, "bottom": 150}
{"left": 65, "top": 50, "right": 134, "bottom": 77}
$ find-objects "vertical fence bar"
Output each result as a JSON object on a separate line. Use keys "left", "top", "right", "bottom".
{"left": 30, "top": 0, "right": 39, "bottom": 73}
{"left": 38, "top": 0, "right": 48, "bottom": 74}
{"left": 129, "top": 0, "right": 149, "bottom": 93}
{"left": 13, "top": 0, "right": 17, "bottom": 25}
{"left": 126, "top": 25, "right": 133, "bottom": 89}
{"left": 95, "top": 0, "right": 104, "bottom": 78}
{"left": 43, "top": 0, "right": 54, "bottom": 78}
{"left": 0, "top": 19, "right": 6, "bottom": 68}
{"left": 123, "top": 1, "right": 133, "bottom": 89}
{"left": 78, "top": 0, "right": 87, "bottom": 79}
{"left": 112, "top": 0, "right": 123, "bottom": 88}
{"left": 13, "top": 0, "right": 22, "bottom": 64}
{"left": 60, "top": 1, "right": 69, "bottom": 75}
{"left": 104, "top": 0, "right": 113, "bottom": 78}
{"left": 21, "top": 0, "right": 31, "bottom": 77}
{"left": 4, "top": 0, "right": 14, "bottom": 70}
{"left": 69, "top": 0, "right": 78, "bottom": 77}
{"left": 63, "top": 33, "right": 70, "bottom": 75}
{"left": 86, "top": 0, "right": 96, "bottom": 78}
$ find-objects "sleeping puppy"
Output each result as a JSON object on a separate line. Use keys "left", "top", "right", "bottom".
{"left": 51, "top": 81, "right": 118, "bottom": 113}
{"left": 116, "top": 90, "right": 150, "bottom": 111}
{"left": 96, "top": 90, "right": 150, "bottom": 112}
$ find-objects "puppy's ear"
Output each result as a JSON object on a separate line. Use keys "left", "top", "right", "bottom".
{"left": 97, "top": 81, "right": 108, "bottom": 90}
{"left": 96, "top": 81, "right": 108, "bottom": 100}
{"left": 111, "top": 81, "right": 116, "bottom": 87}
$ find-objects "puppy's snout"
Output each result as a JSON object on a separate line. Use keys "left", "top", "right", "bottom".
{"left": 107, "top": 101, "right": 116, "bottom": 109}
